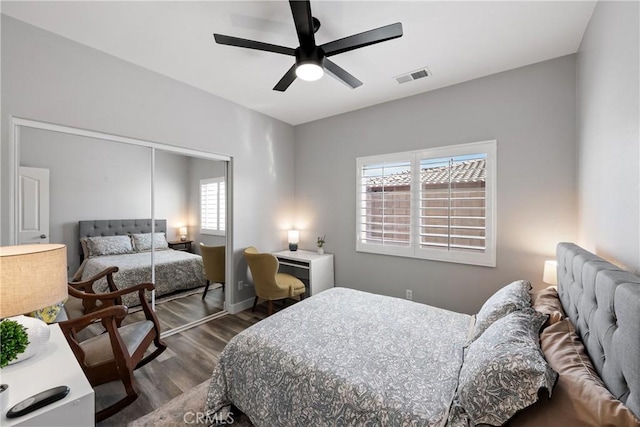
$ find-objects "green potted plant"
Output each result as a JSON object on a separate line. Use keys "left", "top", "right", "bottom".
{"left": 317, "top": 235, "right": 326, "bottom": 254}
{"left": 1, "top": 318, "right": 29, "bottom": 410}
{"left": 1, "top": 319, "right": 29, "bottom": 369}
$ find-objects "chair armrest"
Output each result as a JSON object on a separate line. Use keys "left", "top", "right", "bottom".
{"left": 70, "top": 265, "right": 119, "bottom": 287}
{"left": 68, "top": 282, "right": 155, "bottom": 301}
{"left": 59, "top": 305, "right": 128, "bottom": 332}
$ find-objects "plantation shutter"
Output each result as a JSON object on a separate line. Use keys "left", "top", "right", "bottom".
{"left": 358, "top": 160, "right": 412, "bottom": 247}
{"left": 419, "top": 155, "right": 486, "bottom": 253}
{"left": 201, "top": 178, "right": 225, "bottom": 233}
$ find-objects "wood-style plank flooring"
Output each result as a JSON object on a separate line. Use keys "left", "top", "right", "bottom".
{"left": 96, "top": 301, "right": 281, "bottom": 427}
{"left": 124, "top": 286, "right": 225, "bottom": 332}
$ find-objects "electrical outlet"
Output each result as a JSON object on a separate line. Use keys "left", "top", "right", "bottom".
{"left": 406, "top": 289, "right": 413, "bottom": 300}
{"left": 238, "top": 280, "right": 244, "bottom": 291}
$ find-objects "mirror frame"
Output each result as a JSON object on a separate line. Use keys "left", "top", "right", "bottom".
{"left": 9, "top": 116, "right": 234, "bottom": 336}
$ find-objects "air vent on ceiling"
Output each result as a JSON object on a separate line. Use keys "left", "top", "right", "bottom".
{"left": 394, "top": 67, "right": 431, "bottom": 84}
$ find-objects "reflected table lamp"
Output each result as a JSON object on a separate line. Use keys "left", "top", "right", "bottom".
{"left": 179, "top": 227, "right": 188, "bottom": 242}
{"left": 0, "top": 244, "right": 69, "bottom": 364}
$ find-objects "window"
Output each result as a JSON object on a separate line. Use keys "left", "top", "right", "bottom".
{"left": 356, "top": 140, "right": 496, "bottom": 267}
{"left": 200, "top": 177, "right": 225, "bottom": 235}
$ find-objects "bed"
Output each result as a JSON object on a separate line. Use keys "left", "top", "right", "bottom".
{"left": 204, "top": 243, "right": 640, "bottom": 426}
{"left": 74, "top": 219, "right": 206, "bottom": 307}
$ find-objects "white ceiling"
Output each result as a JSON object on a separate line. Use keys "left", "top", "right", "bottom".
{"left": 1, "top": 1, "right": 596, "bottom": 125}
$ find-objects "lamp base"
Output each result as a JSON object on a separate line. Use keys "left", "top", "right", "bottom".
{"left": 288, "top": 243, "right": 298, "bottom": 251}
{"left": 180, "top": 236, "right": 187, "bottom": 242}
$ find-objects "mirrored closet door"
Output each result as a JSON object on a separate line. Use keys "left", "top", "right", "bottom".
{"left": 13, "top": 119, "right": 230, "bottom": 335}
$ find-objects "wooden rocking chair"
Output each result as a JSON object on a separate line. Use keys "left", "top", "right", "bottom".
{"left": 59, "top": 273, "right": 167, "bottom": 422}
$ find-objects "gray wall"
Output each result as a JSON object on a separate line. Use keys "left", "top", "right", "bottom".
{"left": 577, "top": 1, "right": 640, "bottom": 273}
{"left": 1, "top": 15, "right": 296, "bottom": 308}
{"left": 294, "top": 55, "right": 578, "bottom": 314}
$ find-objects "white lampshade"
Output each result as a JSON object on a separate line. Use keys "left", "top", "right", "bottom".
{"left": 296, "top": 63, "right": 324, "bottom": 81}
{"left": 288, "top": 230, "right": 299, "bottom": 244}
{"left": 0, "top": 244, "right": 68, "bottom": 318}
{"left": 179, "top": 226, "right": 188, "bottom": 237}
{"left": 543, "top": 260, "right": 558, "bottom": 285}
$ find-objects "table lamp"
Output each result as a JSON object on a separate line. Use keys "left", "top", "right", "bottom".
{"left": 0, "top": 244, "right": 68, "bottom": 364}
{"left": 543, "top": 260, "right": 558, "bottom": 285}
{"left": 179, "top": 226, "right": 188, "bottom": 242}
{"left": 288, "top": 230, "right": 299, "bottom": 251}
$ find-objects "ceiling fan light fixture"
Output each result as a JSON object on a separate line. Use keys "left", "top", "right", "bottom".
{"left": 296, "top": 62, "right": 324, "bottom": 81}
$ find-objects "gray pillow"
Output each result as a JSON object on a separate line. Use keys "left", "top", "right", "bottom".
{"left": 86, "top": 235, "right": 134, "bottom": 257}
{"left": 472, "top": 280, "right": 532, "bottom": 341}
{"left": 131, "top": 232, "right": 169, "bottom": 252}
{"left": 457, "top": 308, "right": 557, "bottom": 426}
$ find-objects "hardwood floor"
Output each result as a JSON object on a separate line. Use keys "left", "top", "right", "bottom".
{"left": 96, "top": 301, "right": 280, "bottom": 427}
{"left": 124, "top": 286, "right": 225, "bottom": 332}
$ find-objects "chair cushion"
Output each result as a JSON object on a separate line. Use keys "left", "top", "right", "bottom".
{"left": 81, "top": 320, "right": 154, "bottom": 367}
{"left": 276, "top": 273, "right": 305, "bottom": 297}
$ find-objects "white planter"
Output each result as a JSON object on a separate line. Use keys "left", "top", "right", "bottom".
{"left": 7, "top": 316, "right": 51, "bottom": 365}
{"left": 317, "top": 247, "right": 324, "bottom": 255}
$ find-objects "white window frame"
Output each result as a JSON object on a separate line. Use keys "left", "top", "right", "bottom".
{"left": 200, "top": 177, "right": 226, "bottom": 236}
{"left": 356, "top": 140, "right": 497, "bottom": 267}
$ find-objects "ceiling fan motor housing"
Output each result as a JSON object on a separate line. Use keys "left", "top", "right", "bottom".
{"left": 295, "top": 46, "right": 325, "bottom": 69}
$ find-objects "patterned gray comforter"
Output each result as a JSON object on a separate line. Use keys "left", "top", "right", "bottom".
{"left": 206, "top": 287, "right": 473, "bottom": 426}
{"left": 81, "top": 249, "right": 206, "bottom": 307}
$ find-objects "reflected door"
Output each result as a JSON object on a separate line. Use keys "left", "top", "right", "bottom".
{"left": 18, "top": 166, "right": 50, "bottom": 244}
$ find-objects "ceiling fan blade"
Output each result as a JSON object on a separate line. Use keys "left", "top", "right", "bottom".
{"left": 289, "top": 0, "right": 316, "bottom": 50}
{"left": 214, "top": 34, "right": 295, "bottom": 56}
{"left": 273, "top": 64, "right": 298, "bottom": 92}
{"left": 324, "top": 59, "right": 363, "bottom": 89}
{"left": 321, "top": 22, "right": 403, "bottom": 57}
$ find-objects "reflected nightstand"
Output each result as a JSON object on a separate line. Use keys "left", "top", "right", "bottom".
{"left": 168, "top": 240, "right": 193, "bottom": 252}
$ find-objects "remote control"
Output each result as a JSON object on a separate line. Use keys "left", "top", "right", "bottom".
{"left": 6, "top": 386, "right": 70, "bottom": 418}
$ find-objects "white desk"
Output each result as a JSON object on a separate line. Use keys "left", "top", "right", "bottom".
{"left": 0, "top": 324, "right": 94, "bottom": 427}
{"left": 273, "top": 250, "right": 335, "bottom": 297}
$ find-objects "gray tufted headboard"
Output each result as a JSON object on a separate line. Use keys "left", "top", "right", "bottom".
{"left": 78, "top": 219, "right": 167, "bottom": 260}
{"left": 556, "top": 242, "right": 640, "bottom": 418}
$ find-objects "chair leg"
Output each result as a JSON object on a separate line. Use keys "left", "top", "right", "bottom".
{"left": 202, "top": 280, "right": 211, "bottom": 300}
{"left": 268, "top": 300, "right": 274, "bottom": 316}
{"left": 252, "top": 296, "right": 259, "bottom": 312}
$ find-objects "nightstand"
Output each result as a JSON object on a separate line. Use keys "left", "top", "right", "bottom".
{"left": 0, "top": 324, "right": 94, "bottom": 426}
{"left": 168, "top": 240, "right": 193, "bottom": 252}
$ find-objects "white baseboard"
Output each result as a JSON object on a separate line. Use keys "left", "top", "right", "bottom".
{"left": 228, "top": 296, "right": 255, "bottom": 314}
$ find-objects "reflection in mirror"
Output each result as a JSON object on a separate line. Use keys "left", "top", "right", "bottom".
{"left": 19, "top": 127, "right": 152, "bottom": 281}
{"left": 17, "top": 124, "right": 229, "bottom": 336}
{"left": 125, "top": 150, "right": 227, "bottom": 332}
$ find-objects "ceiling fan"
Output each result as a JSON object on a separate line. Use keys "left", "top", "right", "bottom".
{"left": 213, "top": 1, "right": 403, "bottom": 92}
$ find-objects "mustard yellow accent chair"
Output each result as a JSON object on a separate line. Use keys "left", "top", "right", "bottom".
{"left": 200, "top": 243, "right": 226, "bottom": 300}
{"left": 243, "top": 246, "right": 306, "bottom": 315}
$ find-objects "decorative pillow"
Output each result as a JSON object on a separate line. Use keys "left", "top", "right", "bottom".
{"left": 131, "top": 232, "right": 169, "bottom": 252}
{"left": 86, "top": 235, "right": 134, "bottom": 257}
{"left": 507, "top": 319, "right": 640, "bottom": 427}
{"left": 472, "top": 280, "right": 532, "bottom": 341}
{"left": 457, "top": 308, "right": 557, "bottom": 426}
{"left": 530, "top": 286, "right": 566, "bottom": 328}
{"left": 28, "top": 299, "right": 67, "bottom": 324}
{"left": 80, "top": 237, "right": 90, "bottom": 259}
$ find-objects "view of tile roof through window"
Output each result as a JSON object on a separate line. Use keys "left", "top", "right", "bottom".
{"left": 367, "top": 159, "right": 486, "bottom": 187}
